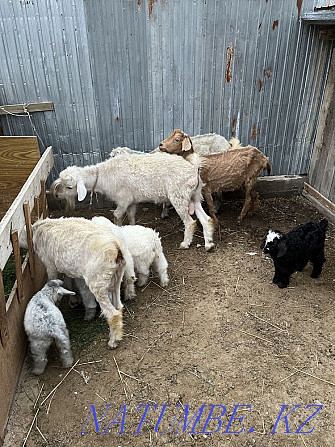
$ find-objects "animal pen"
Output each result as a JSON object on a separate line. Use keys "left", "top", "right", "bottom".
{"left": 0, "top": 0, "right": 334, "bottom": 446}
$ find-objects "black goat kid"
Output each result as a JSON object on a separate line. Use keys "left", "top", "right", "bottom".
{"left": 261, "top": 219, "right": 328, "bottom": 288}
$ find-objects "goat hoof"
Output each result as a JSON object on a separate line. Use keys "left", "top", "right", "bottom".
{"left": 179, "top": 242, "right": 190, "bottom": 249}
{"left": 161, "top": 211, "right": 170, "bottom": 220}
{"left": 123, "top": 291, "right": 136, "bottom": 301}
{"left": 68, "top": 295, "right": 79, "bottom": 308}
{"left": 137, "top": 278, "right": 147, "bottom": 287}
{"left": 205, "top": 242, "right": 215, "bottom": 252}
{"left": 277, "top": 282, "right": 287, "bottom": 289}
{"left": 63, "top": 360, "right": 74, "bottom": 368}
{"left": 33, "top": 368, "right": 45, "bottom": 375}
{"left": 108, "top": 340, "right": 119, "bottom": 349}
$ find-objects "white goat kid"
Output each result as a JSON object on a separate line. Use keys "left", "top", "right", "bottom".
{"left": 50, "top": 152, "right": 214, "bottom": 251}
{"left": 30, "top": 217, "right": 127, "bottom": 348}
{"left": 92, "top": 216, "right": 169, "bottom": 287}
{"left": 24, "top": 280, "right": 75, "bottom": 375}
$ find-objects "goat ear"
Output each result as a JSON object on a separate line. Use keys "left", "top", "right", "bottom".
{"left": 77, "top": 178, "right": 87, "bottom": 201}
{"left": 277, "top": 240, "right": 287, "bottom": 258}
{"left": 181, "top": 135, "right": 192, "bottom": 152}
{"left": 58, "top": 287, "right": 76, "bottom": 296}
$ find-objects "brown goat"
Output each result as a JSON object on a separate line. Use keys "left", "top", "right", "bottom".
{"left": 159, "top": 129, "right": 271, "bottom": 225}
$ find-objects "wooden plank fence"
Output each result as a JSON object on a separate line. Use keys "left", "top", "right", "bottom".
{"left": 0, "top": 142, "right": 53, "bottom": 445}
{"left": 305, "top": 48, "right": 335, "bottom": 221}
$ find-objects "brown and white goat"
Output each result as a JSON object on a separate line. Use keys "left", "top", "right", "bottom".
{"left": 159, "top": 129, "right": 271, "bottom": 225}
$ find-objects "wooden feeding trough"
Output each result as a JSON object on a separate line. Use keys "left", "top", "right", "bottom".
{"left": 0, "top": 137, "right": 54, "bottom": 444}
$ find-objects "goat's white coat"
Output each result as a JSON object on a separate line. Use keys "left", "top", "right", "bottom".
{"left": 110, "top": 147, "right": 145, "bottom": 157}
{"left": 24, "top": 279, "right": 75, "bottom": 375}
{"left": 190, "top": 133, "right": 231, "bottom": 154}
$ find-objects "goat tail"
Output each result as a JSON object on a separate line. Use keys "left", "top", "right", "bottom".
{"left": 229, "top": 137, "right": 242, "bottom": 149}
{"left": 151, "top": 232, "right": 164, "bottom": 255}
{"left": 191, "top": 170, "right": 205, "bottom": 205}
{"left": 92, "top": 232, "right": 124, "bottom": 266}
{"left": 319, "top": 219, "right": 328, "bottom": 231}
{"left": 266, "top": 160, "right": 271, "bottom": 176}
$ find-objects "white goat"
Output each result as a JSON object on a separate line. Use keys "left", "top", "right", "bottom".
{"left": 111, "top": 134, "right": 236, "bottom": 159}
{"left": 154, "top": 133, "right": 240, "bottom": 218}
{"left": 29, "top": 217, "right": 128, "bottom": 348}
{"left": 50, "top": 152, "right": 214, "bottom": 251}
{"left": 183, "top": 133, "right": 231, "bottom": 154}
{"left": 151, "top": 132, "right": 236, "bottom": 154}
{"left": 24, "top": 279, "right": 75, "bottom": 375}
{"left": 110, "top": 147, "right": 146, "bottom": 157}
{"left": 68, "top": 217, "right": 169, "bottom": 319}
{"left": 92, "top": 216, "right": 169, "bottom": 287}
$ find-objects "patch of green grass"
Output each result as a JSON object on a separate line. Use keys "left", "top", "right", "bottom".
{"left": 60, "top": 302, "right": 108, "bottom": 353}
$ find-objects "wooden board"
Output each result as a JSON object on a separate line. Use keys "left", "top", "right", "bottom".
{"left": 0, "top": 146, "right": 54, "bottom": 270}
{"left": 0, "top": 255, "right": 47, "bottom": 446}
{"left": 0, "top": 102, "right": 54, "bottom": 116}
{"left": 0, "top": 137, "right": 40, "bottom": 220}
{"left": 308, "top": 51, "right": 335, "bottom": 203}
{"left": 301, "top": 11, "right": 335, "bottom": 25}
{"left": 303, "top": 182, "right": 335, "bottom": 216}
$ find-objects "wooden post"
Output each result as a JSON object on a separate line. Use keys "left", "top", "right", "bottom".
{"left": 10, "top": 230, "right": 24, "bottom": 303}
{"left": 40, "top": 180, "right": 48, "bottom": 218}
{"left": 34, "top": 196, "right": 40, "bottom": 220}
{"left": 23, "top": 201, "right": 35, "bottom": 279}
{"left": 0, "top": 270, "right": 9, "bottom": 348}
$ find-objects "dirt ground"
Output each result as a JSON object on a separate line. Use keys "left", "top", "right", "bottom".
{"left": 4, "top": 195, "right": 335, "bottom": 447}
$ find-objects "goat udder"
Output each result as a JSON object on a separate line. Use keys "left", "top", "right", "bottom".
{"left": 188, "top": 202, "right": 195, "bottom": 215}
{"left": 116, "top": 249, "right": 124, "bottom": 266}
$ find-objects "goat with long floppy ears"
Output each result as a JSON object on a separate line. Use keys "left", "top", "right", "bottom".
{"left": 50, "top": 152, "right": 215, "bottom": 251}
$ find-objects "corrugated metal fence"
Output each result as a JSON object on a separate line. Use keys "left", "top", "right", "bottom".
{"left": 0, "top": 0, "right": 333, "bottom": 180}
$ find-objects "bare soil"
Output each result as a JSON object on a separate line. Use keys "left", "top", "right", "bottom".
{"left": 4, "top": 195, "right": 335, "bottom": 447}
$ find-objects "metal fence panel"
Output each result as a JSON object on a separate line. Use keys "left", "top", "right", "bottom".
{"left": 0, "top": 0, "right": 332, "bottom": 178}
